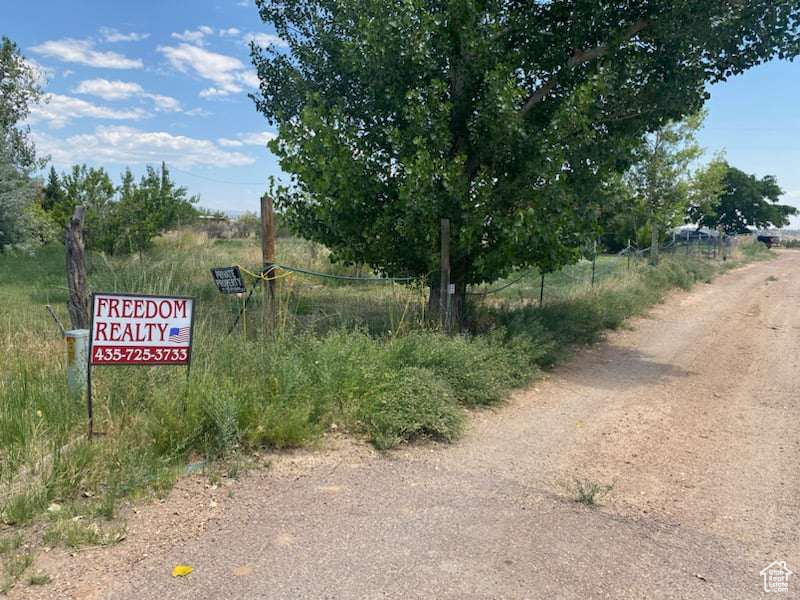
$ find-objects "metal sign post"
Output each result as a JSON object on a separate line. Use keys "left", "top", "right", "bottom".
{"left": 87, "top": 292, "right": 196, "bottom": 439}
{"left": 211, "top": 266, "right": 249, "bottom": 337}
{"left": 65, "top": 329, "right": 89, "bottom": 397}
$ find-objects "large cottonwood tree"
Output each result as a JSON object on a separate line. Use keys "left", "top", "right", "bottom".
{"left": 251, "top": 1, "right": 800, "bottom": 316}
{"left": 688, "top": 164, "right": 797, "bottom": 234}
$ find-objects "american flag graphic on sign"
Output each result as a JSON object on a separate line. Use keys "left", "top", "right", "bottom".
{"left": 168, "top": 326, "right": 190, "bottom": 344}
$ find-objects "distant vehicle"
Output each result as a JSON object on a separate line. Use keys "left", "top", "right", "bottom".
{"left": 670, "top": 225, "right": 720, "bottom": 242}
{"left": 756, "top": 234, "right": 781, "bottom": 248}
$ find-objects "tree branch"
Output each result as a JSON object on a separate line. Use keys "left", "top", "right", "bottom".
{"left": 520, "top": 19, "right": 650, "bottom": 118}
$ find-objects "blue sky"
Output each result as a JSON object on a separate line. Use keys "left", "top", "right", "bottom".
{"left": 5, "top": 1, "right": 800, "bottom": 226}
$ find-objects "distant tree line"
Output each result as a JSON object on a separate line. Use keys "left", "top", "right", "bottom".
{"left": 0, "top": 35, "right": 200, "bottom": 254}
{"left": 598, "top": 113, "right": 797, "bottom": 253}
{"left": 41, "top": 163, "right": 198, "bottom": 255}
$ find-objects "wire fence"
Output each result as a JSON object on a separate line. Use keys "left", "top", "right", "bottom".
{"left": 19, "top": 230, "right": 756, "bottom": 345}
{"left": 462, "top": 235, "right": 746, "bottom": 309}
{"left": 229, "top": 263, "right": 429, "bottom": 337}
{"left": 213, "top": 233, "right": 752, "bottom": 337}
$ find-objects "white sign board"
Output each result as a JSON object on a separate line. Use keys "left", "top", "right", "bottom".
{"left": 89, "top": 292, "right": 195, "bottom": 365}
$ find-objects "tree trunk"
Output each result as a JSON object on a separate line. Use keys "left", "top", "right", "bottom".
{"left": 450, "top": 278, "right": 467, "bottom": 331}
{"left": 427, "top": 276, "right": 467, "bottom": 331}
{"left": 650, "top": 220, "right": 659, "bottom": 264}
{"left": 66, "top": 206, "right": 89, "bottom": 330}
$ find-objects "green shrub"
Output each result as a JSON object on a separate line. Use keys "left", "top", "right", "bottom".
{"left": 741, "top": 240, "right": 772, "bottom": 259}
{"left": 386, "top": 332, "right": 533, "bottom": 407}
{"left": 357, "top": 367, "right": 465, "bottom": 449}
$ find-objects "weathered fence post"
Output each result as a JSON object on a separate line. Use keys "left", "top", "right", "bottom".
{"left": 65, "top": 205, "right": 92, "bottom": 436}
{"left": 66, "top": 206, "right": 89, "bottom": 330}
{"left": 650, "top": 222, "right": 660, "bottom": 265}
{"left": 439, "top": 218, "right": 451, "bottom": 333}
{"left": 539, "top": 272, "right": 545, "bottom": 307}
{"left": 626, "top": 239, "right": 631, "bottom": 271}
{"left": 591, "top": 240, "right": 597, "bottom": 288}
{"left": 260, "top": 194, "right": 277, "bottom": 334}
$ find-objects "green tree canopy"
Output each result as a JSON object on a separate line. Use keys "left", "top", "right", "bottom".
{"left": 598, "top": 143, "right": 726, "bottom": 254}
{"left": 625, "top": 113, "right": 704, "bottom": 260}
{"left": 0, "top": 36, "right": 47, "bottom": 250}
{"left": 252, "top": 0, "right": 800, "bottom": 312}
{"left": 688, "top": 164, "right": 797, "bottom": 234}
{"left": 0, "top": 36, "right": 42, "bottom": 172}
{"left": 41, "top": 162, "right": 199, "bottom": 254}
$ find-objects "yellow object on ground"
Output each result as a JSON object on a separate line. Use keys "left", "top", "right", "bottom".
{"left": 171, "top": 565, "right": 193, "bottom": 577}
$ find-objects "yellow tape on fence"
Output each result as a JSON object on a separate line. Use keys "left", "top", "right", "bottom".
{"left": 235, "top": 264, "right": 293, "bottom": 282}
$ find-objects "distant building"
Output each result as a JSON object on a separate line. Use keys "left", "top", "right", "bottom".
{"left": 197, "top": 215, "right": 230, "bottom": 224}
{"left": 670, "top": 225, "right": 720, "bottom": 241}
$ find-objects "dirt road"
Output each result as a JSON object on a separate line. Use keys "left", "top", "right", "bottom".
{"left": 22, "top": 252, "right": 800, "bottom": 599}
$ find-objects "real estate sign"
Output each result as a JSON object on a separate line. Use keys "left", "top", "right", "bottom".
{"left": 89, "top": 292, "right": 195, "bottom": 365}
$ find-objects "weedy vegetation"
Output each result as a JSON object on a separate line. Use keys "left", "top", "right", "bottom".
{"left": 27, "top": 572, "right": 50, "bottom": 586}
{"left": 0, "top": 231, "right": 771, "bottom": 559}
{"left": 570, "top": 479, "right": 616, "bottom": 507}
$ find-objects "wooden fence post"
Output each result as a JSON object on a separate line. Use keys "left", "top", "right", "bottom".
{"left": 539, "top": 272, "right": 545, "bottom": 307}
{"left": 261, "top": 195, "right": 277, "bottom": 334}
{"left": 66, "top": 206, "right": 89, "bottom": 330}
{"left": 627, "top": 239, "right": 631, "bottom": 271}
{"left": 440, "top": 218, "right": 451, "bottom": 333}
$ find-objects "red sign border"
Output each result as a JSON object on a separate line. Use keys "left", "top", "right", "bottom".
{"left": 88, "top": 291, "right": 196, "bottom": 367}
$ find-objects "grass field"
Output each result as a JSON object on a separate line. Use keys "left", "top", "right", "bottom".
{"left": 0, "top": 229, "right": 770, "bottom": 591}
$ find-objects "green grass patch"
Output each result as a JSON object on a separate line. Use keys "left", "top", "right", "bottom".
{"left": 0, "top": 233, "right": 772, "bottom": 535}
{"left": 28, "top": 572, "right": 51, "bottom": 586}
{"left": 42, "top": 519, "right": 125, "bottom": 549}
{"left": 0, "top": 533, "right": 23, "bottom": 556}
{"left": 568, "top": 479, "right": 615, "bottom": 506}
{"left": 0, "top": 551, "right": 33, "bottom": 594}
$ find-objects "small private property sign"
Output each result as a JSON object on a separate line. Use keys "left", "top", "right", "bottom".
{"left": 89, "top": 292, "right": 195, "bottom": 365}
{"left": 210, "top": 266, "right": 246, "bottom": 294}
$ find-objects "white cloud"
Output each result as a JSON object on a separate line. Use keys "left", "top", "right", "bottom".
{"left": 73, "top": 78, "right": 183, "bottom": 112}
{"left": 100, "top": 27, "right": 150, "bottom": 43}
{"left": 34, "top": 125, "right": 255, "bottom": 168}
{"left": 199, "top": 87, "right": 236, "bottom": 98}
{"left": 28, "top": 93, "right": 148, "bottom": 128}
{"left": 185, "top": 107, "right": 213, "bottom": 117}
{"left": 218, "top": 131, "right": 276, "bottom": 147}
{"left": 74, "top": 78, "right": 144, "bottom": 100}
{"left": 237, "top": 0, "right": 250, "bottom": 6}
{"left": 237, "top": 70, "right": 260, "bottom": 88}
{"left": 158, "top": 43, "right": 257, "bottom": 98}
{"left": 30, "top": 38, "right": 143, "bottom": 69}
{"left": 145, "top": 93, "right": 182, "bottom": 112}
{"left": 171, "top": 29, "right": 208, "bottom": 45}
{"left": 170, "top": 26, "right": 245, "bottom": 46}
{"left": 244, "top": 32, "right": 287, "bottom": 48}
{"left": 171, "top": 25, "right": 216, "bottom": 45}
